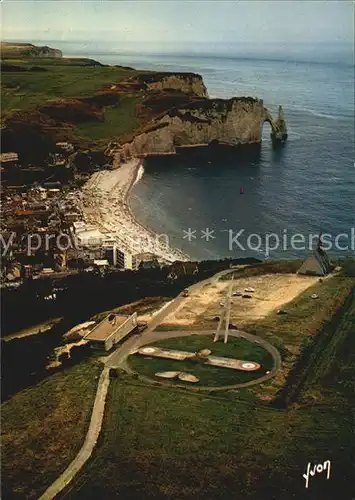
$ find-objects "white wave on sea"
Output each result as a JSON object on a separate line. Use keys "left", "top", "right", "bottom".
{"left": 288, "top": 105, "right": 339, "bottom": 120}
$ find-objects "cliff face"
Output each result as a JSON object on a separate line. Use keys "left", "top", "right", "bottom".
{"left": 112, "top": 72, "right": 208, "bottom": 98}
{"left": 115, "top": 97, "right": 279, "bottom": 161}
{"left": 141, "top": 73, "right": 208, "bottom": 98}
{"left": 0, "top": 42, "right": 62, "bottom": 58}
{"left": 34, "top": 45, "right": 62, "bottom": 58}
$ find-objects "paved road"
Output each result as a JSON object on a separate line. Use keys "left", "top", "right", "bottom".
{"left": 105, "top": 267, "right": 236, "bottom": 368}
{"left": 39, "top": 266, "right": 274, "bottom": 498}
{"left": 38, "top": 368, "right": 110, "bottom": 500}
{"left": 106, "top": 267, "right": 281, "bottom": 391}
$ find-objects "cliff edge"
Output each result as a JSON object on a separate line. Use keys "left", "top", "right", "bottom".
{"left": 111, "top": 97, "right": 287, "bottom": 162}
{"left": 1, "top": 50, "right": 287, "bottom": 167}
{"left": 1, "top": 42, "right": 62, "bottom": 58}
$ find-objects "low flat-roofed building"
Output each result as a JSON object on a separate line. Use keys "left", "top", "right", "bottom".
{"left": 0, "top": 152, "right": 19, "bottom": 164}
{"left": 42, "top": 267, "right": 54, "bottom": 274}
{"left": 84, "top": 312, "right": 137, "bottom": 350}
{"left": 72, "top": 220, "right": 86, "bottom": 231}
{"left": 56, "top": 142, "right": 74, "bottom": 153}
{"left": 93, "top": 259, "right": 109, "bottom": 267}
{"left": 76, "top": 228, "right": 105, "bottom": 246}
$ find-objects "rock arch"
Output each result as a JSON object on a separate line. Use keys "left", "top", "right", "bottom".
{"left": 263, "top": 105, "right": 288, "bottom": 144}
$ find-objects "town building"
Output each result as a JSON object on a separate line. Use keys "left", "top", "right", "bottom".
{"left": 0, "top": 152, "right": 19, "bottom": 167}
{"left": 84, "top": 312, "right": 138, "bottom": 350}
{"left": 71, "top": 221, "right": 135, "bottom": 270}
{"left": 56, "top": 142, "right": 74, "bottom": 154}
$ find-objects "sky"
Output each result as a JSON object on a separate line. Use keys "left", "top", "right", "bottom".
{"left": 1, "top": 0, "right": 354, "bottom": 49}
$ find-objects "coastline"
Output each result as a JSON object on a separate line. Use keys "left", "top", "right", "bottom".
{"left": 126, "top": 159, "right": 190, "bottom": 261}
{"left": 75, "top": 159, "right": 189, "bottom": 264}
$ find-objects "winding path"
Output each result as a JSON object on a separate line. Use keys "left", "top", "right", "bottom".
{"left": 39, "top": 266, "right": 280, "bottom": 498}
{"left": 38, "top": 368, "right": 110, "bottom": 500}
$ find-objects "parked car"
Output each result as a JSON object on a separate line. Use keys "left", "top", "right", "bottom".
{"left": 277, "top": 309, "right": 288, "bottom": 315}
{"left": 182, "top": 289, "right": 189, "bottom": 297}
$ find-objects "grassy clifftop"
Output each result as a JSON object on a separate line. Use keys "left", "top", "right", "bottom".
{"left": 1, "top": 41, "right": 63, "bottom": 59}
{"left": 1, "top": 51, "right": 208, "bottom": 152}
{"left": 1, "top": 55, "right": 147, "bottom": 151}
{"left": 1, "top": 57, "right": 138, "bottom": 112}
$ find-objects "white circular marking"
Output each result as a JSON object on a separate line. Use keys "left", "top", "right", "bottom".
{"left": 142, "top": 347, "right": 156, "bottom": 354}
{"left": 241, "top": 362, "right": 256, "bottom": 369}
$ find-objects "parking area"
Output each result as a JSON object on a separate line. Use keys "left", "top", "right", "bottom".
{"left": 159, "top": 273, "right": 319, "bottom": 329}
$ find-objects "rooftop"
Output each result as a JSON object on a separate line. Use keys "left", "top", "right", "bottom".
{"left": 0, "top": 152, "right": 19, "bottom": 163}
{"left": 84, "top": 314, "right": 130, "bottom": 341}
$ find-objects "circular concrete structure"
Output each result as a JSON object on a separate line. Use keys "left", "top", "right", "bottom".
{"left": 241, "top": 362, "right": 259, "bottom": 370}
{"left": 141, "top": 347, "right": 156, "bottom": 354}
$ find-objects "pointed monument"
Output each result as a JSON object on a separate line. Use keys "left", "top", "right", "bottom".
{"left": 298, "top": 233, "right": 332, "bottom": 276}
{"left": 214, "top": 277, "right": 233, "bottom": 344}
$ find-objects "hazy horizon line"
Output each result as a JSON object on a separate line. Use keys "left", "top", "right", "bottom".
{"left": 3, "top": 38, "right": 354, "bottom": 46}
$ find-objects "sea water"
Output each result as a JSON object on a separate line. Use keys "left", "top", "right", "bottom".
{"left": 57, "top": 41, "right": 354, "bottom": 260}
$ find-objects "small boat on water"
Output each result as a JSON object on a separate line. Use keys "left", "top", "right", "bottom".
{"left": 240, "top": 187, "right": 244, "bottom": 194}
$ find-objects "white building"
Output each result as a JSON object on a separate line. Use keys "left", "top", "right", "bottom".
{"left": 84, "top": 312, "right": 138, "bottom": 350}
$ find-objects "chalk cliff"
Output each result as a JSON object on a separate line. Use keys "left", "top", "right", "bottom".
{"left": 112, "top": 97, "right": 287, "bottom": 162}
{"left": 137, "top": 72, "right": 208, "bottom": 98}
{"left": 1, "top": 42, "right": 62, "bottom": 58}
{"left": 112, "top": 72, "right": 208, "bottom": 98}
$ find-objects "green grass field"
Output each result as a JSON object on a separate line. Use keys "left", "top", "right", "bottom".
{"left": 61, "top": 357, "right": 355, "bottom": 500}
{"left": 75, "top": 95, "right": 143, "bottom": 141}
{"left": 2, "top": 279, "right": 354, "bottom": 499}
{"left": 2, "top": 59, "right": 138, "bottom": 113}
{"left": 297, "top": 288, "right": 355, "bottom": 406}
{"left": 1, "top": 360, "right": 101, "bottom": 500}
{"left": 52, "top": 290, "right": 355, "bottom": 500}
{"left": 241, "top": 277, "right": 354, "bottom": 396}
{"left": 129, "top": 335, "right": 274, "bottom": 386}
{"left": 2, "top": 57, "right": 146, "bottom": 146}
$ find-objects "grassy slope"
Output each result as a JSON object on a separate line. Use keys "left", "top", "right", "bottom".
{"left": 243, "top": 276, "right": 354, "bottom": 397}
{"left": 61, "top": 371, "right": 354, "bottom": 500}
{"left": 58, "top": 283, "right": 355, "bottom": 500}
{"left": 2, "top": 274, "right": 354, "bottom": 499}
{"left": 1, "top": 59, "right": 137, "bottom": 112}
{"left": 75, "top": 95, "right": 143, "bottom": 141}
{"left": 1, "top": 360, "right": 102, "bottom": 500}
{"left": 129, "top": 335, "right": 274, "bottom": 386}
{"left": 2, "top": 57, "right": 145, "bottom": 145}
{"left": 301, "top": 289, "right": 355, "bottom": 404}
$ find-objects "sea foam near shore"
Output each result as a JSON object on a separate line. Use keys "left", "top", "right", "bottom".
{"left": 133, "top": 163, "right": 145, "bottom": 186}
{"left": 74, "top": 160, "right": 188, "bottom": 263}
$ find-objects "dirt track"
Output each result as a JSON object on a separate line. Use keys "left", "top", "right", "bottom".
{"left": 161, "top": 273, "right": 319, "bottom": 328}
